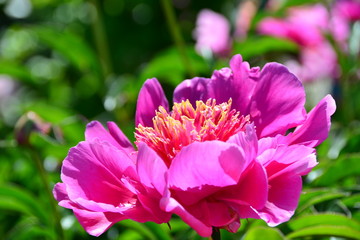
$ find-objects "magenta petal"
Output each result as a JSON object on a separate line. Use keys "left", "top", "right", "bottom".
{"left": 168, "top": 141, "right": 247, "bottom": 190}
{"left": 259, "top": 145, "right": 317, "bottom": 178}
{"left": 258, "top": 175, "right": 302, "bottom": 226}
{"left": 227, "top": 54, "right": 259, "bottom": 112}
{"left": 107, "top": 122, "right": 134, "bottom": 154}
{"left": 72, "top": 208, "right": 125, "bottom": 237}
{"left": 257, "top": 18, "right": 290, "bottom": 40}
{"left": 288, "top": 95, "right": 336, "bottom": 147}
{"left": 136, "top": 142, "right": 168, "bottom": 195}
{"left": 61, "top": 140, "right": 137, "bottom": 208}
{"left": 135, "top": 78, "right": 169, "bottom": 127}
{"left": 227, "top": 124, "right": 258, "bottom": 161}
{"left": 160, "top": 196, "right": 212, "bottom": 237}
{"left": 85, "top": 121, "right": 132, "bottom": 151}
{"left": 250, "top": 63, "right": 306, "bottom": 137}
{"left": 217, "top": 161, "right": 268, "bottom": 209}
{"left": 173, "top": 77, "right": 210, "bottom": 106}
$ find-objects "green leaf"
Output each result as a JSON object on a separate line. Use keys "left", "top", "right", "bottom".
{"left": 286, "top": 225, "right": 360, "bottom": 239}
{"left": 144, "top": 222, "right": 172, "bottom": 240}
{"left": 0, "top": 184, "right": 49, "bottom": 225}
{"left": 289, "top": 213, "right": 360, "bottom": 231}
{"left": 342, "top": 194, "right": 360, "bottom": 208}
{"left": 30, "top": 26, "right": 101, "bottom": 74}
{"left": 314, "top": 154, "right": 360, "bottom": 186}
{"left": 232, "top": 36, "right": 298, "bottom": 60}
{"left": 0, "top": 60, "right": 38, "bottom": 85}
{"left": 297, "top": 189, "right": 347, "bottom": 213}
{"left": 5, "top": 216, "right": 55, "bottom": 240}
{"left": 243, "top": 227, "right": 285, "bottom": 240}
{"left": 118, "top": 220, "right": 157, "bottom": 240}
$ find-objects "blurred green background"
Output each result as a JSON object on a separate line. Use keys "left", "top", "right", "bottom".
{"left": 1, "top": 0, "right": 360, "bottom": 239}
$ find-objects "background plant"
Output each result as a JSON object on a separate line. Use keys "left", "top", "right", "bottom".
{"left": 0, "top": 0, "right": 359, "bottom": 239}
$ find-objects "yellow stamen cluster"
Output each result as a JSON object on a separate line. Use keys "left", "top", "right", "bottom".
{"left": 135, "top": 99, "right": 250, "bottom": 167}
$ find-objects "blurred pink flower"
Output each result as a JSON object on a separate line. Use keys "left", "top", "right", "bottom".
{"left": 334, "top": 0, "right": 360, "bottom": 21}
{"left": 258, "top": 4, "right": 329, "bottom": 47}
{"left": 194, "top": 9, "right": 231, "bottom": 57}
{"left": 54, "top": 55, "right": 335, "bottom": 237}
{"left": 285, "top": 43, "right": 339, "bottom": 82}
{"left": 330, "top": 0, "right": 360, "bottom": 50}
{"left": 258, "top": 4, "right": 339, "bottom": 82}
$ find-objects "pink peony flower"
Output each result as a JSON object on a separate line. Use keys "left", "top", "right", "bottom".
{"left": 258, "top": 4, "right": 329, "bottom": 47}
{"left": 194, "top": 9, "right": 231, "bottom": 57}
{"left": 334, "top": 0, "right": 360, "bottom": 22}
{"left": 285, "top": 42, "right": 339, "bottom": 82}
{"left": 54, "top": 55, "right": 335, "bottom": 237}
{"left": 257, "top": 4, "right": 339, "bottom": 82}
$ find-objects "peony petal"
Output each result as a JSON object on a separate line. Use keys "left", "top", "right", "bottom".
{"left": 250, "top": 62, "right": 306, "bottom": 137}
{"left": 168, "top": 141, "right": 247, "bottom": 191}
{"left": 259, "top": 144, "right": 317, "bottom": 178}
{"left": 227, "top": 124, "right": 258, "bottom": 162}
{"left": 107, "top": 121, "right": 134, "bottom": 154}
{"left": 288, "top": 95, "right": 336, "bottom": 147}
{"left": 135, "top": 78, "right": 169, "bottom": 127}
{"left": 173, "top": 77, "right": 210, "bottom": 106}
{"left": 257, "top": 175, "right": 302, "bottom": 226}
{"left": 72, "top": 208, "right": 125, "bottom": 237}
{"left": 160, "top": 196, "right": 212, "bottom": 237}
{"left": 85, "top": 121, "right": 130, "bottom": 151}
{"left": 136, "top": 142, "right": 168, "bottom": 195}
{"left": 61, "top": 140, "right": 137, "bottom": 209}
{"left": 216, "top": 161, "right": 268, "bottom": 209}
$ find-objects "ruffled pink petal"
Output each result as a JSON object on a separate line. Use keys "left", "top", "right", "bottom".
{"left": 72, "top": 208, "right": 125, "bottom": 237}
{"left": 85, "top": 121, "right": 133, "bottom": 153}
{"left": 209, "top": 55, "right": 260, "bottom": 113}
{"left": 136, "top": 142, "right": 168, "bottom": 195}
{"left": 216, "top": 161, "right": 267, "bottom": 210}
{"left": 287, "top": 95, "right": 336, "bottom": 147}
{"left": 107, "top": 121, "right": 134, "bottom": 154}
{"left": 160, "top": 195, "right": 212, "bottom": 237}
{"left": 135, "top": 78, "right": 169, "bottom": 127}
{"left": 259, "top": 145, "right": 317, "bottom": 177}
{"left": 227, "top": 124, "right": 258, "bottom": 161}
{"left": 256, "top": 144, "right": 317, "bottom": 226}
{"left": 173, "top": 77, "right": 210, "bottom": 106}
{"left": 256, "top": 175, "right": 302, "bottom": 226}
{"left": 54, "top": 183, "right": 126, "bottom": 237}
{"left": 250, "top": 62, "right": 306, "bottom": 137}
{"left": 61, "top": 140, "right": 137, "bottom": 209}
{"left": 168, "top": 141, "right": 247, "bottom": 191}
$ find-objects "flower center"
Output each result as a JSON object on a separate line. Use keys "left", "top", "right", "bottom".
{"left": 135, "top": 99, "right": 250, "bottom": 167}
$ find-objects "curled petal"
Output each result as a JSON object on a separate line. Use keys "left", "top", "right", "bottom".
{"left": 160, "top": 195, "right": 212, "bottom": 237}
{"left": 256, "top": 175, "right": 302, "bottom": 226}
{"left": 173, "top": 77, "right": 210, "bottom": 105}
{"left": 136, "top": 142, "right": 168, "bottom": 195}
{"left": 136, "top": 78, "right": 169, "bottom": 127}
{"left": 250, "top": 62, "right": 306, "bottom": 137}
{"left": 85, "top": 121, "right": 133, "bottom": 154}
{"left": 61, "top": 140, "right": 138, "bottom": 210}
{"left": 74, "top": 209, "right": 125, "bottom": 237}
{"left": 168, "top": 141, "right": 248, "bottom": 191}
{"left": 288, "top": 95, "right": 336, "bottom": 147}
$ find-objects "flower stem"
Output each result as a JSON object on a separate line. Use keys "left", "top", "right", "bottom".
{"left": 211, "top": 227, "right": 221, "bottom": 240}
{"left": 160, "top": 0, "right": 195, "bottom": 78}
{"left": 89, "top": 0, "right": 113, "bottom": 80}
{"left": 28, "top": 147, "right": 65, "bottom": 240}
